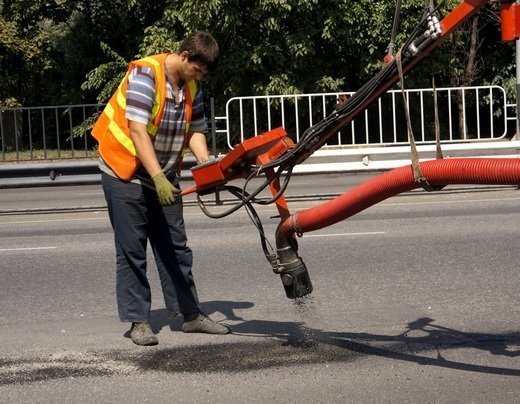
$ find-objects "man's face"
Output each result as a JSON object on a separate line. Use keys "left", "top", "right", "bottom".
{"left": 186, "top": 61, "right": 208, "bottom": 82}
{"left": 180, "top": 52, "right": 208, "bottom": 82}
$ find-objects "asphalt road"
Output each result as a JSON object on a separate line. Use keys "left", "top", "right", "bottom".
{"left": 0, "top": 174, "right": 519, "bottom": 403}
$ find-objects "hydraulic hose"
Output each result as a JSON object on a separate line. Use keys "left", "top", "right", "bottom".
{"left": 280, "top": 158, "right": 520, "bottom": 237}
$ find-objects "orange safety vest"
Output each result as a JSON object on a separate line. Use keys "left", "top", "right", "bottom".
{"left": 91, "top": 53, "right": 198, "bottom": 180}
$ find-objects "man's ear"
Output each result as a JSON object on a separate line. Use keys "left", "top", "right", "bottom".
{"left": 179, "top": 50, "right": 189, "bottom": 61}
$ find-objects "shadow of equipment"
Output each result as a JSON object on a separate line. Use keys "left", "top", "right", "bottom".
{"left": 141, "top": 301, "right": 520, "bottom": 377}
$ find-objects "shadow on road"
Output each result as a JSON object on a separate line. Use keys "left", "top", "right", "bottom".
{"left": 320, "top": 317, "right": 520, "bottom": 376}
{"left": 141, "top": 300, "right": 520, "bottom": 377}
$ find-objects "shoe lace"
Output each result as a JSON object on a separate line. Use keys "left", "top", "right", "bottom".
{"left": 133, "top": 322, "right": 150, "bottom": 331}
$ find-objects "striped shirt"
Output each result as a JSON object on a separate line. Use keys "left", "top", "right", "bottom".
{"left": 99, "top": 63, "right": 207, "bottom": 187}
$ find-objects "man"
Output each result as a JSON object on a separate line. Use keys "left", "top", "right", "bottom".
{"left": 92, "top": 31, "right": 230, "bottom": 346}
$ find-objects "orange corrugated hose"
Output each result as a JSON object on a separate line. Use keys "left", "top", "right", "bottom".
{"left": 281, "top": 158, "right": 520, "bottom": 236}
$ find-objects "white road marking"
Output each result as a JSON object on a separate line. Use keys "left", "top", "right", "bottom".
{"left": 0, "top": 217, "right": 106, "bottom": 225}
{"left": 0, "top": 247, "right": 57, "bottom": 252}
{"left": 302, "top": 232, "right": 386, "bottom": 238}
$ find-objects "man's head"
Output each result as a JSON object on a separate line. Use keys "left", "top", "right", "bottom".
{"left": 178, "top": 31, "right": 219, "bottom": 74}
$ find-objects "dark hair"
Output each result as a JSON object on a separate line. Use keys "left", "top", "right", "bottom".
{"left": 178, "top": 31, "right": 219, "bottom": 72}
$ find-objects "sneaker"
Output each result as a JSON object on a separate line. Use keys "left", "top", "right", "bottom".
{"left": 182, "top": 313, "right": 231, "bottom": 335}
{"left": 129, "top": 322, "right": 158, "bottom": 346}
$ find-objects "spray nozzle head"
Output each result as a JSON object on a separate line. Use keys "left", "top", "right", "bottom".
{"left": 279, "top": 260, "right": 313, "bottom": 299}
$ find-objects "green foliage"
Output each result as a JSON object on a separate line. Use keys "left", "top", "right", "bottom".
{"left": 0, "top": 14, "right": 53, "bottom": 107}
{"left": 81, "top": 42, "right": 127, "bottom": 103}
{"left": 0, "top": 0, "right": 514, "bottom": 114}
{"left": 72, "top": 111, "right": 101, "bottom": 139}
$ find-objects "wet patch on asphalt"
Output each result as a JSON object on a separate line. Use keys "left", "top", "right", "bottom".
{"left": 134, "top": 338, "right": 361, "bottom": 373}
{"left": 0, "top": 336, "right": 362, "bottom": 385}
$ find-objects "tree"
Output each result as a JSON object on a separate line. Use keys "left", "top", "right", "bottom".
{"left": 0, "top": 1, "right": 54, "bottom": 107}
{"left": 0, "top": 0, "right": 514, "bottom": 115}
{"left": 0, "top": 0, "right": 175, "bottom": 107}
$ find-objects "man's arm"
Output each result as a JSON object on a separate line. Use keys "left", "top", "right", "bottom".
{"left": 187, "top": 131, "right": 210, "bottom": 164}
{"left": 129, "top": 120, "right": 162, "bottom": 177}
{"left": 129, "top": 120, "right": 178, "bottom": 205}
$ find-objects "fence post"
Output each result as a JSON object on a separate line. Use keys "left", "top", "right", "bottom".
{"left": 0, "top": 110, "right": 5, "bottom": 160}
{"left": 210, "top": 97, "right": 222, "bottom": 205}
{"left": 516, "top": 15, "right": 520, "bottom": 139}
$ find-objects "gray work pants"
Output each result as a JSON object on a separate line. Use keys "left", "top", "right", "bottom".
{"left": 101, "top": 172, "right": 201, "bottom": 323}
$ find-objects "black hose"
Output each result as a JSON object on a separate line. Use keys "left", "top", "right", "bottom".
{"left": 388, "top": 0, "right": 403, "bottom": 56}
{"left": 197, "top": 184, "right": 275, "bottom": 260}
{"left": 245, "top": 165, "right": 294, "bottom": 205}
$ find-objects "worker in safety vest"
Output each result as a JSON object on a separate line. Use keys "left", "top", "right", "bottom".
{"left": 91, "top": 31, "right": 231, "bottom": 346}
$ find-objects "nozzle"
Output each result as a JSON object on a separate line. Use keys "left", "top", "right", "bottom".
{"left": 274, "top": 219, "right": 313, "bottom": 299}
{"left": 279, "top": 260, "right": 313, "bottom": 299}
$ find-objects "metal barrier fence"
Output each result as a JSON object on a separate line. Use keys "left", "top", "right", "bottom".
{"left": 220, "top": 85, "right": 516, "bottom": 149}
{"left": 0, "top": 85, "right": 517, "bottom": 164}
{"left": 0, "top": 104, "right": 103, "bottom": 162}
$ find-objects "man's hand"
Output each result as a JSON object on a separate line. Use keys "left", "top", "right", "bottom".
{"left": 152, "top": 172, "right": 180, "bottom": 205}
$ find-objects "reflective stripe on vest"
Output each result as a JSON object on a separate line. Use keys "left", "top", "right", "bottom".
{"left": 185, "top": 80, "right": 197, "bottom": 134}
{"left": 104, "top": 102, "right": 136, "bottom": 155}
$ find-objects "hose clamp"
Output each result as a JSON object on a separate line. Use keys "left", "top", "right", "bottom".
{"left": 292, "top": 212, "right": 303, "bottom": 237}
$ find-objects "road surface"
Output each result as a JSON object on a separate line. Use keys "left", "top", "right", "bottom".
{"left": 0, "top": 174, "right": 518, "bottom": 403}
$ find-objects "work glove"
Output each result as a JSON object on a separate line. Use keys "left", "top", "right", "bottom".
{"left": 152, "top": 172, "right": 180, "bottom": 206}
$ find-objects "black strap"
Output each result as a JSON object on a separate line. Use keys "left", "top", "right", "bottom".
{"left": 387, "top": 0, "right": 403, "bottom": 58}
{"left": 395, "top": 50, "right": 444, "bottom": 192}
